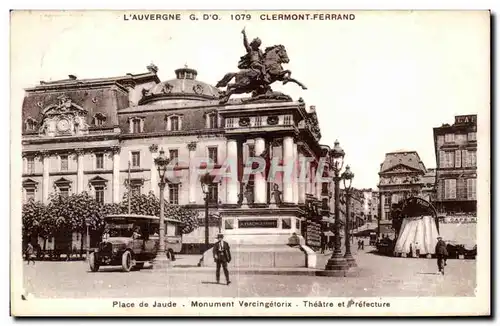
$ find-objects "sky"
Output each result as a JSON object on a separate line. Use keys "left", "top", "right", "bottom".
{"left": 10, "top": 10, "right": 489, "bottom": 189}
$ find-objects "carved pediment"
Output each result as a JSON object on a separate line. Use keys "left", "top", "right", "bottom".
{"left": 39, "top": 95, "right": 89, "bottom": 137}
{"left": 382, "top": 164, "right": 420, "bottom": 174}
{"left": 306, "top": 111, "right": 321, "bottom": 140}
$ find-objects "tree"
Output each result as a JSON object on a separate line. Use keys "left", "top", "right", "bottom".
{"left": 45, "top": 192, "right": 107, "bottom": 254}
{"left": 22, "top": 199, "right": 47, "bottom": 244}
{"left": 121, "top": 191, "right": 198, "bottom": 234}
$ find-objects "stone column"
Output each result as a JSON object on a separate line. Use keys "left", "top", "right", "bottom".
{"left": 149, "top": 144, "right": 158, "bottom": 196}
{"left": 254, "top": 137, "right": 266, "bottom": 204}
{"left": 75, "top": 149, "right": 84, "bottom": 194}
{"left": 226, "top": 139, "right": 239, "bottom": 205}
{"left": 41, "top": 151, "right": 50, "bottom": 203}
{"left": 112, "top": 146, "right": 121, "bottom": 203}
{"left": 305, "top": 159, "right": 311, "bottom": 195}
{"left": 187, "top": 142, "right": 197, "bottom": 203}
{"left": 282, "top": 136, "right": 294, "bottom": 203}
{"left": 298, "top": 152, "right": 306, "bottom": 204}
{"left": 292, "top": 143, "right": 299, "bottom": 204}
{"left": 380, "top": 193, "right": 386, "bottom": 221}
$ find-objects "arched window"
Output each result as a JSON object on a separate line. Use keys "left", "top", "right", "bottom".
{"left": 24, "top": 117, "right": 37, "bottom": 132}
{"left": 93, "top": 113, "right": 107, "bottom": 126}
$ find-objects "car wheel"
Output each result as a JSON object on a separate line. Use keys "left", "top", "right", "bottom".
{"left": 135, "top": 262, "right": 144, "bottom": 270}
{"left": 121, "top": 251, "right": 133, "bottom": 272}
{"left": 88, "top": 252, "right": 100, "bottom": 272}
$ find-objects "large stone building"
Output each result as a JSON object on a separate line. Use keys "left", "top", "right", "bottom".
{"left": 377, "top": 150, "right": 435, "bottom": 238}
{"left": 433, "top": 114, "right": 477, "bottom": 217}
{"left": 21, "top": 64, "right": 332, "bottom": 267}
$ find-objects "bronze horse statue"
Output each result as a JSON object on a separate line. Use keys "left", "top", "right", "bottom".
{"left": 216, "top": 45, "right": 307, "bottom": 104}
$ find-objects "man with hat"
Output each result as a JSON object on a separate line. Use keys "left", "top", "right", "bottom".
{"left": 213, "top": 233, "right": 232, "bottom": 285}
{"left": 435, "top": 236, "right": 448, "bottom": 275}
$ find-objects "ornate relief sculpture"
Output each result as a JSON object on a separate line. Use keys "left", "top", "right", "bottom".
{"left": 38, "top": 94, "right": 89, "bottom": 137}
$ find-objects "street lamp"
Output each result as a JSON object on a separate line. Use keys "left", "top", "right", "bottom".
{"left": 342, "top": 165, "right": 357, "bottom": 267}
{"left": 318, "top": 140, "right": 350, "bottom": 277}
{"left": 154, "top": 148, "right": 170, "bottom": 266}
{"left": 85, "top": 218, "right": 90, "bottom": 261}
{"left": 200, "top": 173, "right": 212, "bottom": 251}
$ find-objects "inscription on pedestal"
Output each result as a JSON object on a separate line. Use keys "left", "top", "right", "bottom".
{"left": 238, "top": 219, "right": 278, "bottom": 228}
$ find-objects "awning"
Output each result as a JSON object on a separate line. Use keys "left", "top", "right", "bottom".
{"left": 323, "top": 231, "right": 334, "bottom": 236}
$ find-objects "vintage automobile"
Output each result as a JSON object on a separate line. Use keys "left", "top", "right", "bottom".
{"left": 88, "top": 214, "right": 183, "bottom": 272}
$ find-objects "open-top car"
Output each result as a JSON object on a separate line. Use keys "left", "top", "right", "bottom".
{"left": 88, "top": 214, "right": 183, "bottom": 272}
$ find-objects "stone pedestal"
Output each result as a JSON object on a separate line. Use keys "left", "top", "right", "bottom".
{"left": 201, "top": 207, "right": 316, "bottom": 268}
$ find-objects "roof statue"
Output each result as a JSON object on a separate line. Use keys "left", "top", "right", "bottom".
{"left": 215, "top": 28, "right": 307, "bottom": 104}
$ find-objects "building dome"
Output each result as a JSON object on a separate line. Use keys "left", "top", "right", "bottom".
{"left": 139, "top": 66, "right": 220, "bottom": 104}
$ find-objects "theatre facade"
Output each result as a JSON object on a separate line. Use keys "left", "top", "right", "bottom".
{"left": 21, "top": 64, "right": 333, "bottom": 267}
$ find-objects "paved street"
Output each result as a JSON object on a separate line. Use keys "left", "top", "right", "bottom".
{"left": 22, "top": 247, "right": 476, "bottom": 298}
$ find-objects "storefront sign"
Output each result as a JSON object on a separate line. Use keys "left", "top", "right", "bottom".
{"left": 238, "top": 219, "right": 278, "bottom": 228}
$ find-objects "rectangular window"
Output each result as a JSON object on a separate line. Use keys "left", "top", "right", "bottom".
{"left": 208, "top": 147, "right": 218, "bottom": 164}
{"left": 132, "top": 119, "right": 141, "bottom": 133}
{"left": 437, "top": 135, "right": 445, "bottom": 147}
{"left": 60, "top": 155, "right": 68, "bottom": 171}
{"left": 131, "top": 185, "right": 141, "bottom": 196}
{"left": 27, "top": 157, "right": 35, "bottom": 174}
{"left": 131, "top": 151, "right": 140, "bottom": 167}
{"left": 226, "top": 118, "right": 235, "bottom": 128}
{"left": 384, "top": 196, "right": 390, "bottom": 205}
{"left": 440, "top": 151, "right": 454, "bottom": 168}
{"left": 444, "top": 179, "right": 457, "bottom": 199}
{"left": 469, "top": 150, "right": 477, "bottom": 167}
{"left": 445, "top": 133, "right": 455, "bottom": 143}
{"left": 455, "top": 134, "right": 467, "bottom": 144}
{"left": 208, "top": 183, "right": 218, "bottom": 203}
{"left": 283, "top": 115, "right": 292, "bottom": 125}
{"left": 170, "top": 117, "right": 179, "bottom": 131}
{"left": 96, "top": 153, "right": 104, "bottom": 169}
{"left": 169, "top": 184, "right": 179, "bottom": 205}
{"left": 254, "top": 116, "right": 262, "bottom": 127}
{"left": 95, "top": 186, "right": 104, "bottom": 204}
{"left": 468, "top": 132, "right": 477, "bottom": 141}
{"left": 25, "top": 188, "right": 35, "bottom": 202}
{"left": 209, "top": 114, "right": 218, "bottom": 129}
{"left": 455, "top": 150, "right": 461, "bottom": 168}
{"left": 466, "top": 179, "right": 476, "bottom": 200}
{"left": 169, "top": 149, "right": 179, "bottom": 163}
{"left": 60, "top": 187, "right": 69, "bottom": 198}
{"left": 462, "top": 149, "right": 469, "bottom": 167}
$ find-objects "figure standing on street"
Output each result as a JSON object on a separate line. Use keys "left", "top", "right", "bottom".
{"left": 24, "top": 242, "right": 35, "bottom": 265}
{"left": 435, "top": 236, "right": 448, "bottom": 275}
{"left": 213, "top": 233, "right": 232, "bottom": 285}
{"left": 360, "top": 239, "right": 364, "bottom": 250}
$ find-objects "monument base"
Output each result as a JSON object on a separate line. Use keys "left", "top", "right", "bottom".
{"left": 202, "top": 243, "right": 316, "bottom": 269}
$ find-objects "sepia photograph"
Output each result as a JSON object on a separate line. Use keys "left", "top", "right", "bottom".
{"left": 9, "top": 9, "right": 490, "bottom": 316}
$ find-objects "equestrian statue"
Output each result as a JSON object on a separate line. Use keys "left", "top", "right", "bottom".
{"left": 216, "top": 28, "right": 307, "bottom": 104}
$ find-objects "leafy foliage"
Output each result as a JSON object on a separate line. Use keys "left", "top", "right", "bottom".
{"left": 21, "top": 191, "right": 199, "bottom": 242}
{"left": 121, "top": 191, "right": 198, "bottom": 234}
{"left": 22, "top": 199, "right": 48, "bottom": 239}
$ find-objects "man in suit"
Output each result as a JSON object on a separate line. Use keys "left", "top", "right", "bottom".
{"left": 213, "top": 233, "right": 231, "bottom": 285}
{"left": 435, "top": 236, "right": 448, "bottom": 275}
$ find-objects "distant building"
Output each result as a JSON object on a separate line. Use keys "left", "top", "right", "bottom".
{"left": 433, "top": 114, "right": 477, "bottom": 216}
{"left": 377, "top": 150, "right": 434, "bottom": 237}
{"left": 360, "top": 188, "right": 379, "bottom": 223}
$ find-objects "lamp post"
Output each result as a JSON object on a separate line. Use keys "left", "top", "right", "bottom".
{"left": 342, "top": 165, "right": 357, "bottom": 267}
{"left": 85, "top": 218, "right": 90, "bottom": 261}
{"left": 153, "top": 148, "right": 170, "bottom": 267}
{"left": 200, "top": 173, "right": 212, "bottom": 251}
{"left": 318, "top": 140, "right": 349, "bottom": 277}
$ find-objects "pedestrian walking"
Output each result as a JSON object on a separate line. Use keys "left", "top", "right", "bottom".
{"left": 213, "top": 233, "right": 231, "bottom": 285}
{"left": 360, "top": 239, "right": 364, "bottom": 250}
{"left": 435, "top": 236, "right": 448, "bottom": 275}
{"left": 24, "top": 242, "right": 35, "bottom": 265}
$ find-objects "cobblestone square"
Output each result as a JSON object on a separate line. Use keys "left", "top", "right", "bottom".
{"left": 22, "top": 250, "right": 476, "bottom": 298}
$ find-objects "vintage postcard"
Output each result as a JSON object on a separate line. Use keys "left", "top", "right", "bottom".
{"left": 10, "top": 10, "right": 490, "bottom": 316}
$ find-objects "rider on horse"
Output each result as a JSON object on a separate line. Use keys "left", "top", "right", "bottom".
{"left": 238, "top": 28, "right": 270, "bottom": 84}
